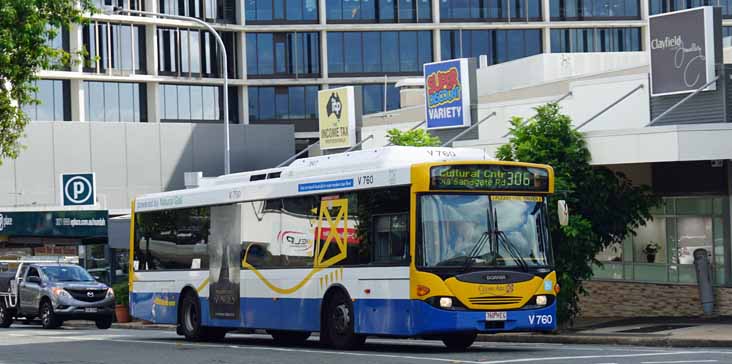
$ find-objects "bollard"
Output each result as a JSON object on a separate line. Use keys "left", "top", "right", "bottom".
{"left": 693, "top": 248, "right": 715, "bottom": 316}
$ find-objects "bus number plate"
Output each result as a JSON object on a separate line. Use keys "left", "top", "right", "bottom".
{"left": 486, "top": 311, "right": 507, "bottom": 321}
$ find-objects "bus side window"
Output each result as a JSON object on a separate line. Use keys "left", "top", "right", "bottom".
{"left": 373, "top": 214, "right": 409, "bottom": 264}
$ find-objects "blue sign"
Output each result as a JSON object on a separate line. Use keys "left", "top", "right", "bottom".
{"left": 424, "top": 58, "right": 472, "bottom": 129}
{"left": 298, "top": 179, "right": 354, "bottom": 192}
{"left": 60, "top": 173, "right": 96, "bottom": 206}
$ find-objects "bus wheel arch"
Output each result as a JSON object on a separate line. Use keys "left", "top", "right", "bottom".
{"left": 177, "top": 286, "right": 226, "bottom": 341}
{"left": 320, "top": 285, "right": 365, "bottom": 349}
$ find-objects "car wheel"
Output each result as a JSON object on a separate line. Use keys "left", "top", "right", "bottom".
{"left": 40, "top": 300, "right": 60, "bottom": 329}
{"left": 269, "top": 330, "right": 311, "bottom": 346}
{"left": 441, "top": 332, "right": 477, "bottom": 351}
{"left": 95, "top": 316, "right": 113, "bottom": 329}
{"left": 0, "top": 302, "right": 14, "bottom": 328}
{"left": 322, "top": 290, "right": 365, "bottom": 350}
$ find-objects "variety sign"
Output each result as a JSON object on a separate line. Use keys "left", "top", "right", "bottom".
{"left": 649, "top": 6, "right": 719, "bottom": 96}
{"left": 318, "top": 86, "right": 357, "bottom": 150}
{"left": 60, "top": 173, "right": 96, "bottom": 206}
{"left": 424, "top": 58, "right": 472, "bottom": 129}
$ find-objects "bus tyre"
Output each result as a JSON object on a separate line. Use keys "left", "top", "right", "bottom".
{"left": 0, "top": 301, "right": 14, "bottom": 328}
{"left": 40, "top": 300, "right": 60, "bottom": 329}
{"left": 180, "top": 293, "right": 227, "bottom": 342}
{"left": 442, "top": 332, "right": 477, "bottom": 351}
{"left": 269, "top": 330, "right": 311, "bottom": 346}
{"left": 322, "top": 290, "right": 365, "bottom": 350}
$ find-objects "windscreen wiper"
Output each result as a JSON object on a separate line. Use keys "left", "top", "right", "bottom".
{"left": 461, "top": 231, "right": 491, "bottom": 273}
{"left": 495, "top": 230, "right": 529, "bottom": 272}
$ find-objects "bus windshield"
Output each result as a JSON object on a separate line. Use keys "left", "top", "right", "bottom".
{"left": 419, "top": 194, "right": 552, "bottom": 270}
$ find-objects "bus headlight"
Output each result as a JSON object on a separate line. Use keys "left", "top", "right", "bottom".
{"left": 536, "top": 295, "right": 547, "bottom": 306}
{"left": 439, "top": 297, "right": 453, "bottom": 308}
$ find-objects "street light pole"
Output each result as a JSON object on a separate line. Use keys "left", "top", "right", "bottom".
{"left": 111, "top": 8, "right": 231, "bottom": 175}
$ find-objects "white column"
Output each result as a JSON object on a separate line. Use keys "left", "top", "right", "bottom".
{"left": 319, "top": 0, "right": 327, "bottom": 24}
{"left": 146, "top": 24, "right": 158, "bottom": 76}
{"left": 144, "top": 0, "right": 158, "bottom": 13}
{"left": 320, "top": 30, "right": 329, "bottom": 80}
{"left": 640, "top": 0, "right": 649, "bottom": 52}
{"left": 240, "top": 86, "right": 249, "bottom": 124}
{"left": 432, "top": 0, "right": 440, "bottom": 23}
{"left": 69, "top": 24, "right": 85, "bottom": 121}
{"left": 238, "top": 32, "right": 249, "bottom": 124}
{"left": 147, "top": 82, "right": 161, "bottom": 123}
{"left": 433, "top": 29, "right": 441, "bottom": 62}
{"left": 542, "top": 0, "right": 551, "bottom": 53}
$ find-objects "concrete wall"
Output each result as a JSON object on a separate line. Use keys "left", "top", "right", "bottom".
{"left": 0, "top": 122, "right": 294, "bottom": 212}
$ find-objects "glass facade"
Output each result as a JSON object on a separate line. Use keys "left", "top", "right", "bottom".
{"left": 158, "top": 28, "right": 238, "bottom": 78}
{"left": 594, "top": 197, "right": 728, "bottom": 285}
{"left": 550, "top": 0, "right": 640, "bottom": 19}
{"left": 248, "top": 85, "right": 319, "bottom": 122}
{"left": 22, "top": 80, "right": 70, "bottom": 122}
{"left": 247, "top": 32, "right": 320, "bottom": 78}
{"left": 441, "top": 29, "right": 542, "bottom": 65}
{"left": 439, "top": 0, "right": 542, "bottom": 21}
{"left": 328, "top": 31, "right": 432, "bottom": 75}
{"left": 159, "top": 84, "right": 239, "bottom": 123}
{"left": 245, "top": 0, "right": 319, "bottom": 22}
{"left": 649, "top": 0, "right": 730, "bottom": 15}
{"left": 93, "top": 0, "right": 145, "bottom": 10}
{"left": 83, "top": 22, "right": 146, "bottom": 74}
{"left": 159, "top": 0, "right": 237, "bottom": 23}
{"left": 550, "top": 27, "right": 642, "bottom": 53}
{"left": 332, "top": 83, "right": 402, "bottom": 114}
{"left": 84, "top": 81, "right": 147, "bottom": 122}
{"left": 326, "top": 0, "right": 432, "bottom": 22}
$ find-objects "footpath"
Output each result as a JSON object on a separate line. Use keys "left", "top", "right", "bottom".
{"left": 66, "top": 316, "right": 732, "bottom": 348}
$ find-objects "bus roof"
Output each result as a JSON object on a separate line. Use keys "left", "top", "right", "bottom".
{"left": 134, "top": 146, "right": 490, "bottom": 212}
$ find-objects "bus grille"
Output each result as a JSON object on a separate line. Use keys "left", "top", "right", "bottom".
{"left": 468, "top": 296, "right": 522, "bottom": 305}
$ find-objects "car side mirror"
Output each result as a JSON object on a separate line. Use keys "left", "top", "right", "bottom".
{"left": 27, "top": 276, "right": 42, "bottom": 284}
{"left": 558, "top": 200, "right": 569, "bottom": 226}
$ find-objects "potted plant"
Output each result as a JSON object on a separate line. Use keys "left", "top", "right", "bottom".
{"left": 112, "top": 281, "right": 131, "bottom": 323}
{"left": 643, "top": 242, "right": 662, "bottom": 263}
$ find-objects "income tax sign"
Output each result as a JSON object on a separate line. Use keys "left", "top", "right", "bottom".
{"left": 424, "top": 58, "right": 472, "bottom": 129}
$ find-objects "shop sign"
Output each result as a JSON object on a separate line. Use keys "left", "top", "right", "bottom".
{"left": 424, "top": 58, "right": 472, "bottom": 129}
{"left": 649, "top": 6, "right": 719, "bottom": 96}
{"left": 318, "top": 86, "right": 357, "bottom": 150}
{"left": 0, "top": 211, "right": 108, "bottom": 237}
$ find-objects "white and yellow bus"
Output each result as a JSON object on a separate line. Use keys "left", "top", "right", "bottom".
{"left": 129, "top": 146, "right": 559, "bottom": 350}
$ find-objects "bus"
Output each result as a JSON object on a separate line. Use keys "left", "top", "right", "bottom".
{"left": 128, "top": 146, "right": 559, "bottom": 350}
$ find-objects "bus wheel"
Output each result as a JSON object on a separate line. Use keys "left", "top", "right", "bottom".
{"left": 180, "top": 293, "right": 227, "bottom": 341}
{"left": 268, "top": 330, "right": 311, "bottom": 346}
{"left": 322, "top": 290, "right": 365, "bottom": 350}
{"left": 441, "top": 332, "right": 477, "bottom": 351}
{"left": 0, "top": 302, "right": 14, "bottom": 328}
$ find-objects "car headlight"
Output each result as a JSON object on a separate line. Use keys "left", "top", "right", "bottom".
{"left": 439, "top": 297, "right": 453, "bottom": 308}
{"left": 106, "top": 288, "right": 115, "bottom": 299}
{"left": 536, "top": 295, "right": 547, "bottom": 306}
{"left": 51, "top": 287, "right": 72, "bottom": 299}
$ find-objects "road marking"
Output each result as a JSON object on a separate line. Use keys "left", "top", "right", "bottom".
{"left": 641, "top": 361, "right": 717, "bottom": 364}
{"left": 476, "top": 351, "right": 713, "bottom": 364}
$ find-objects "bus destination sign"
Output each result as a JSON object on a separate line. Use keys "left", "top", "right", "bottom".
{"left": 430, "top": 165, "right": 550, "bottom": 192}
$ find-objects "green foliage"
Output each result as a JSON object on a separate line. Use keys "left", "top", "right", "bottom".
{"left": 0, "top": 0, "right": 94, "bottom": 164}
{"left": 112, "top": 281, "right": 129, "bottom": 306}
{"left": 386, "top": 128, "right": 441, "bottom": 147}
{"left": 497, "top": 103, "right": 659, "bottom": 325}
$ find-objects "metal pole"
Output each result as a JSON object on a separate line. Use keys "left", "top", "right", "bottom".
{"left": 345, "top": 134, "right": 374, "bottom": 152}
{"left": 441, "top": 112, "right": 497, "bottom": 147}
{"left": 647, "top": 76, "right": 720, "bottom": 127}
{"left": 112, "top": 8, "right": 230, "bottom": 175}
{"left": 502, "top": 91, "right": 573, "bottom": 138}
{"left": 276, "top": 141, "right": 320, "bottom": 167}
{"left": 574, "top": 84, "right": 644, "bottom": 131}
{"left": 384, "top": 120, "right": 427, "bottom": 146}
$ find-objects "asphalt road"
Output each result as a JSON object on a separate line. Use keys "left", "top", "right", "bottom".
{"left": 1, "top": 326, "right": 731, "bottom": 364}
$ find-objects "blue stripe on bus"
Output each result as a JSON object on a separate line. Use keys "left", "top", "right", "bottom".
{"left": 131, "top": 293, "right": 556, "bottom": 335}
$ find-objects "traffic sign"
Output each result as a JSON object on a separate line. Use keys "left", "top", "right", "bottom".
{"left": 60, "top": 173, "right": 96, "bottom": 206}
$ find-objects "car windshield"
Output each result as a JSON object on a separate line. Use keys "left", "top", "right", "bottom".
{"left": 418, "top": 194, "right": 552, "bottom": 269}
{"left": 41, "top": 266, "right": 95, "bottom": 282}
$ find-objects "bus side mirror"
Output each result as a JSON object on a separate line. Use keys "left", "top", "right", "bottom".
{"left": 558, "top": 200, "right": 569, "bottom": 226}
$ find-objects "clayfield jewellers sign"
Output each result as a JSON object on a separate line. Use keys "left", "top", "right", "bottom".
{"left": 649, "top": 6, "right": 721, "bottom": 96}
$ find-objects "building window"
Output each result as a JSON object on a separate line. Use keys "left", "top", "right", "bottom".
{"left": 441, "top": 29, "right": 542, "bottom": 65}
{"left": 92, "top": 0, "right": 145, "bottom": 10}
{"left": 160, "top": 84, "right": 239, "bottom": 123}
{"left": 245, "top": 0, "right": 319, "bottom": 23}
{"left": 158, "top": 28, "right": 238, "bottom": 78}
{"left": 159, "top": 0, "right": 237, "bottom": 23}
{"left": 439, "top": 0, "right": 541, "bottom": 22}
{"left": 84, "top": 81, "right": 147, "bottom": 122}
{"left": 83, "top": 22, "right": 146, "bottom": 74}
{"left": 724, "top": 27, "right": 732, "bottom": 47}
{"left": 246, "top": 32, "right": 320, "bottom": 78}
{"left": 550, "top": 28, "right": 641, "bottom": 53}
{"left": 248, "top": 85, "right": 319, "bottom": 131}
{"left": 22, "top": 80, "right": 70, "bottom": 121}
{"left": 594, "top": 197, "right": 727, "bottom": 285}
{"left": 332, "top": 83, "right": 401, "bottom": 114}
{"left": 328, "top": 31, "right": 432, "bottom": 75}
{"left": 649, "top": 0, "right": 722, "bottom": 15}
{"left": 550, "top": 0, "right": 639, "bottom": 20}
{"left": 326, "top": 0, "right": 432, "bottom": 23}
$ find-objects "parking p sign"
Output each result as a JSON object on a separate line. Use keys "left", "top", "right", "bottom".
{"left": 60, "top": 173, "right": 96, "bottom": 206}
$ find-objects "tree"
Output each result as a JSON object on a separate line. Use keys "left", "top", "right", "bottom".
{"left": 386, "top": 128, "right": 441, "bottom": 147}
{"left": 0, "top": 0, "right": 93, "bottom": 164}
{"left": 496, "top": 103, "right": 659, "bottom": 325}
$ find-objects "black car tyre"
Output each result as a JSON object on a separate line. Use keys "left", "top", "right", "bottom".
{"left": 40, "top": 300, "right": 60, "bottom": 329}
{"left": 0, "top": 301, "right": 14, "bottom": 328}
{"left": 321, "top": 290, "right": 365, "bottom": 350}
{"left": 441, "top": 332, "right": 477, "bottom": 351}
{"left": 95, "top": 316, "right": 113, "bottom": 329}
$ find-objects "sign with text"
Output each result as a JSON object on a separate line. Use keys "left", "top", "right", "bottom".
{"left": 60, "top": 173, "right": 96, "bottom": 206}
{"left": 430, "top": 165, "right": 551, "bottom": 192}
{"left": 424, "top": 58, "right": 472, "bottom": 129}
{"left": 0, "top": 210, "right": 107, "bottom": 237}
{"left": 318, "top": 86, "right": 357, "bottom": 150}
{"left": 649, "top": 6, "right": 720, "bottom": 96}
